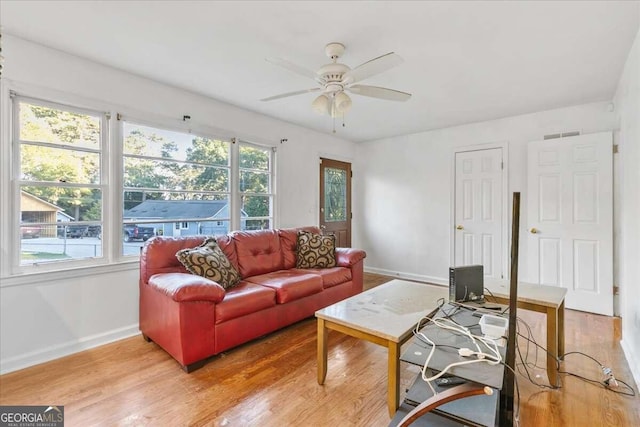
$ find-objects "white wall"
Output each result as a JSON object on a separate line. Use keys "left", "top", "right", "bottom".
{"left": 354, "top": 103, "right": 617, "bottom": 286}
{"left": 0, "top": 35, "right": 356, "bottom": 373}
{"left": 615, "top": 28, "right": 640, "bottom": 388}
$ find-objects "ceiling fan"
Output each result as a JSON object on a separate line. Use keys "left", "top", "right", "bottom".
{"left": 261, "top": 42, "right": 411, "bottom": 117}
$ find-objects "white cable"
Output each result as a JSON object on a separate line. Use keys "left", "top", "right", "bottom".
{"left": 415, "top": 313, "right": 503, "bottom": 387}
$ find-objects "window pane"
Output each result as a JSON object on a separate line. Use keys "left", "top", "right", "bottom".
{"left": 241, "top": 195, "right": 270, "bottom": 218}
{"left": 240, "top": 170, "right": 269, "bottom": 193}
{"left": 239, "top": 145, "right": 269, "bottom": 170}
{"left": 21, "top": 238, "right": 103, "bottom": 265}
{"left": 21, "top": 145, "right": 100, "bottom": 184}
{"left": 324, "top": 167, "right": 347, "bottom": 222}
{"left": 124, "top": 190, "right": 229, "bottom": 211}
{"left": 21, "top": 224, "right": 102, "bottom": 265}
{"left": 19, "top": 102, "right": 101, "bottom": 148}
{"left": 242, "top": 219, "right": 271, "bottom": 231}
{"left": 124, "top": 158, "right": 229, "bottom": 192}
{"left": 21, "top": 187, "right": 102, "bottom": 223}
{"left": 123, "top": 194, "right": 231, "bottom": 254}
{"left": 123, "top": 123, "right": 229, "bottom": 166}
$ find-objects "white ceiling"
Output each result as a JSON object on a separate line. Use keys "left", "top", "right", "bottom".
{"left": 2, "top": 1, "right": 638, "bottom": 142}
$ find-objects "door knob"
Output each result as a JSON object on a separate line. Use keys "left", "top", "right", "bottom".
{"left": 456, "top": 225, "right": 464, "bottom": 230}
{"left": 530, "top": 228, "right": 538, "bottom": 234}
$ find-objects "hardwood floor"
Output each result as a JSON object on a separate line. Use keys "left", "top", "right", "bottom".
{"left": 1, "top": 273, "right": 638, "bottom": 426}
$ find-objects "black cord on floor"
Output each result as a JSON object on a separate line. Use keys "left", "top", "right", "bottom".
{"left": 515, "top": 319, "right": 559, "bottom": 389}
{"left": 514, "top": 317, "right": 636, "bottom": 397}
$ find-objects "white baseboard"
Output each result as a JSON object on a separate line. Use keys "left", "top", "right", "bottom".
{"left": 620, "top": 339, "right": 640, "bottom": 390}
{"left": 364, "top": 266, "right": 448, "bottom": 287}
{"left": 0, "top": 324, "right": 140, "bottom": 375}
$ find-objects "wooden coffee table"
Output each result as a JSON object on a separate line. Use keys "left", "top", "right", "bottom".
{"left": 484, "top": 278, "right": 567, "bottom": 387}
{"left": 316, "top": 279, "right": 448, "bottom": 416}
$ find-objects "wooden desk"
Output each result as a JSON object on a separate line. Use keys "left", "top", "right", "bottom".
{"left": 316, "top": 279, "right": 448, "bottom": 416}
{"left": 484, "top": 278, "right": 567, "bottom": 387}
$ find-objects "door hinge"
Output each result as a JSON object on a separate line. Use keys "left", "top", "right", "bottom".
{"left": 501, "top": 161, "right": 504, "bottom": 170}
{"left": 350, "top": 212, "right": 353, "bottom": 219}
{"left": 613, "top": 144, "right": 619, "bottom": 154}
{"left": 350, "top": 171, "right": 353, "bottom": 178}
{"left": 613, "top": 285, "right": 619, "bottom": 295}
{"left": 116, "top": 113, "right": 122, "bottom": 121}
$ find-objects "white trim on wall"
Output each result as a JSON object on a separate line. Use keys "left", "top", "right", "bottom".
{"left": 621, "top": 339, "right": 640, "bottom": 389}
{"left": 364, "top": 266, "right": 448, "bottom": 287}
{"left": 0, "top": 324, "right": 140, "bottom": 375}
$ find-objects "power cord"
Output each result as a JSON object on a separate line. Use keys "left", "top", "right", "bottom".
{"left": 559, "top": 352, "right": 636, "bottom": 397}
{"left": 513, "top": 317, "right": 636, "bottom": 396}
{"left": 416, "top": 315, "right": 502, "bottom": 385}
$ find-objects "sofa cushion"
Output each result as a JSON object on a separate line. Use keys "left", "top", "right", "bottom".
{"left": 292, "top": 267, "right": 352, "bottom": 289}
{"left": 216, "top": 234, "right": 239, "bottom": 272}
{"left": 215, "top": 282, "right": 277, "bottom": 323}
{"left": 296, "top": 231, "right": 337, "bottom": 269}
{"left": 141, "top": 235, "right": 214, "bottom": 284}
{"left": 176, "top": 238, "right": 242, "bottom": 290}
{"left": 232, "top": 229, "right": 284, "bottom": 278}
{"left": 245, "top": 270, "right": 323, "bottom": 304}
{"left": 279, "top": 226, "right": 321, "bottom": 269}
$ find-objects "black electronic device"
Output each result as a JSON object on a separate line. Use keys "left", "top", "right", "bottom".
{"left": 434, "top": 376, "right": 467, "bottom": 387}
{"left": 449, "top": 264, "right": 484, "bottom": 302}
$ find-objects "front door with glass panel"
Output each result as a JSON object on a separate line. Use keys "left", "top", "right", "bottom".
{"left": 319, "top": 158, "right": 351, "bottom": 247}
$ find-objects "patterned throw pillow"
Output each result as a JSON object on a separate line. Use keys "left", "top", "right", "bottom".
{"left": 295, "top": 230, "right": 337, "bottom": 269}
{"left": 176, "top": 237, "right": 241, "bottom": 290}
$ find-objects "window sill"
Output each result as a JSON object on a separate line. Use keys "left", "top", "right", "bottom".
{"left": 0, "top": 260, "right": 140, "bottom": 288}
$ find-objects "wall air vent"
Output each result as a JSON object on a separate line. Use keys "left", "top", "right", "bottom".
{"left": 543, "top": 130, "right": 581, "bottom": 140}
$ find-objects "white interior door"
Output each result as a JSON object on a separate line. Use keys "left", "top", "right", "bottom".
{"left": 454, "top": 148, "right": 504, "bottom": 279}
{"left": 527, "top": 132, "right": 613, "bottom": 315}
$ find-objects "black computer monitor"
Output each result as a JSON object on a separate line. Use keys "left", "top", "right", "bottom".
{"left": 499, "top": 192, "right": 520, "bottom": 426}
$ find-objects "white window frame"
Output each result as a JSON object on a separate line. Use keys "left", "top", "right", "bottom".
{"left": 238, "top": 140, "right": 276, "bottom": 231}
{"left": 1, "top": 86, "right": 277, "bottom": 278}
{"left": 10, "top": 93, "right": 110, "bottom": 273}
{"left": 119, "top": 117, "right": 234, "bottom": 256}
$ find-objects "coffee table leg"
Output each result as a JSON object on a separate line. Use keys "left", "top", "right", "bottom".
{"left": 558, "top": 301, "right": 565, "bottom": 359}
{"left": 546, "top": 306, "right": 559, "bottom": 387}
{"left": 388, "top": 340, "right": 400, "bottom": 416}
{"left": 317, "top": 318, "right": 328, "bottom": 385}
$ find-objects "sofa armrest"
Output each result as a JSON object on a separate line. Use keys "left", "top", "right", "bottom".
{"left": 148, "top": 273, "right": 226, "bottom": 303}
{"left": 335, "top": 248, "right": 367, "bottom": 267}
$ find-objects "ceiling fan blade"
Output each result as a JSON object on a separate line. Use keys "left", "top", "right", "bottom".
{"left": 342, "top": 52, "right": 403, "bottom": 84}
{"left": 260, "top": 88, "right": 321, "bottom": 102}
{"left": 265, "top": 57, "right": 320, "bottom": 82}
{"left": 348, "top": 85, "right": 412, "bottom": 101}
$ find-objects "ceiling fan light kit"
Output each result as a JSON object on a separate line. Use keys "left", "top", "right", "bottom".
{"left": 262, "top": 42, "right": 411, "bottom": 127}
{"left": 312, "top": 94, "right": 330, "bottom": 114}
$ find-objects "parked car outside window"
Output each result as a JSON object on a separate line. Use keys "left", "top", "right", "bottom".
{"left": 20, "top": 225, "right": 41, "bottom": 239}
{"left": 65, "top": 225, "right": 88, "bottom": 239}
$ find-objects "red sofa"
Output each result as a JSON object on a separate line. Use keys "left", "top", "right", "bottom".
{"left": 139, "top": 227, "right": 366, "bottom": 372}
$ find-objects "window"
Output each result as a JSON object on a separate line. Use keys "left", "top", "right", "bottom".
{"left": 122, "top": 121, "right": 231, "bottom": 254}
{"left": 8, "top": 93, "right": 276, "bottom": 273}
{"left": 14, "top": 96, "right": 106, "bottom": 266}
{"left": 239, "top": 142, "right": 274, "bottom": 231}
